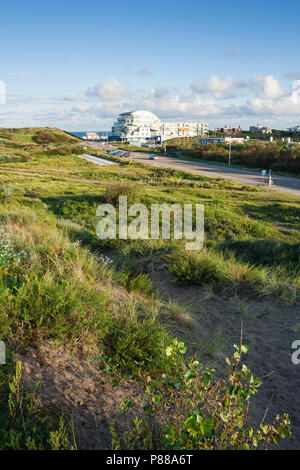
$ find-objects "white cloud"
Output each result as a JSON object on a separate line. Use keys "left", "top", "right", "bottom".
{"left": 243, "top": 80, "right": 300, "bottom": 116}
{"left": 1, "top": 74, "right": 300, "bottom": 130}
{"left": 84, "top": 78, "right": 125, "bottom": 101}
{"left": 151, "top": 85, "right": 169, "bottom": 99}
{"left": 191, "top": 75, "right": 243, "bottom": 99}
{"left": 251, "top": 74, "right": 285, "bottom": 100}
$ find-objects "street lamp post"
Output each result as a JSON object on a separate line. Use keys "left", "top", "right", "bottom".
{"left": 228, "top": 137, "right": 232, "bottom": 166}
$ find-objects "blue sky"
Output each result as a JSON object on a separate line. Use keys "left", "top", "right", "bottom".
{"left": 0, "top": 0, "right": 300, "bottom": 130}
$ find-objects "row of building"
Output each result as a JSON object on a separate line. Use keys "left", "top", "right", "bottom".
{"left": 219, "top": 124, "right": 300, "bottom": 135}
{"left": 218, "top": 124, "right": 273, "bottom": 134}
{"left": 81, "top": 111, "right": 300, "bottom": 143}
{"left": 110, "top": 111, "right": 300, "bottom": 143}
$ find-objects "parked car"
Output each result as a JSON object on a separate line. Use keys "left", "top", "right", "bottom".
{"left": 149, "top": 154, "right": 158, "bottom": 160}
{"left": 108, "top": 150, "right": 117, "bottom": 155}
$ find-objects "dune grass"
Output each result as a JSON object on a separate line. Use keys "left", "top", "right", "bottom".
{"left": 166, "top": 247, "right": 300, "bottom": 302}
{"left": 0, "top": 127, "right": 299, "bottom": 449}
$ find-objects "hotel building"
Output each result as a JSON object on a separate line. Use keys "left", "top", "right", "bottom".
{"left": 111, "top": 110, "right": 208, "bottom": 142}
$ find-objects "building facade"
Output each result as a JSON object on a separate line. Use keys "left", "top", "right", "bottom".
{"left": 249, "top": 124, "right": 273, "bottom": 134}
{"left": 197, "top": 137, "right": 245, "bottom": 145}
{"left": 217, "top": 125, "right": 242, "bottom": 135}
{"left": 111, "top": 110, "right": 208, "bottom": 142}
{"left": 83, "top": 132, "right": 100, "bottom": 141}
{"left": 287, "top": 125, "right": 300, "bottom": 132}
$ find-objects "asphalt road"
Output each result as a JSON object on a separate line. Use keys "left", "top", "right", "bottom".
{"left": 79, "top": 154, "right": 117, "bottom": 166}
{"left": 88, "top": 142, "right": 300, "bottom": 197}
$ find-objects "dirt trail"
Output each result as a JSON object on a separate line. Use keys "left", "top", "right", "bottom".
{"left": 146, "top": 264, "right": 300, "bottom": 449}
{"left": 19, "top": 342, "right": 142, "bottom": 450}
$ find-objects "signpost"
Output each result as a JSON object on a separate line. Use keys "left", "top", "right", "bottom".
{"left": 268, "top": 169, "right": 272, "bottom": 186}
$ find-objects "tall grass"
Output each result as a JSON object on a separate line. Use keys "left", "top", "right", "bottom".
{"left": 0, "top": 204, "right": 179, "bottom": 376}
{"left": 166, "top": 247, "right": 300, "bottom": 300}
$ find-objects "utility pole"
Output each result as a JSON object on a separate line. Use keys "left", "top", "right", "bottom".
{"left": 228, "top": 137, "right": 232, "bottom": 166}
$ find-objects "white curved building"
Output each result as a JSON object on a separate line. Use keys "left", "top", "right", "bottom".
{"left": 111, "top": 110, "right": 208, "bottom": 142}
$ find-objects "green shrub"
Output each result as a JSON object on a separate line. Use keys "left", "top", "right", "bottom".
{"left": 118, "top": 271, "right": 153, "bottom": 294}
{"left": 166, "top": 249, "right": 225, "bottom": 286}
{"left": 104, "top": 183, "right": 142, "bottom": 207}
{"left": 0, "top": 155, "right": 31, "bottom": 163}
{"left": 110, "top": 343, "right": 292, "bottom": 450}
{"left": 103, "top": 316, "right": 180, "bottom": 377}
{"left": 33, "top": 131, "right": 72, "bottom": 145}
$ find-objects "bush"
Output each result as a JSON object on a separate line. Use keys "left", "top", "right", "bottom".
{"left": 0, "top": 155, "right": 31, "bottom": 163}
{"left": 167, "top": 249, "right": 225, "bottom": 286}
{"left": 110, "top": 342, "right": 292, "bottom": 450}
{"left": 104, "top": 183, "right": 142, "bottom": 207}
{"left": 104, "top": 316, "right": 179, "bottom": 377}
{"left": 118, "top": 271, "right": 153, "bottom": 294}
{"left": 33, "top": 130, "right": 75, "bottom": 146}
{"left": 45, "top": 145, "right": 83, "bottom": 156}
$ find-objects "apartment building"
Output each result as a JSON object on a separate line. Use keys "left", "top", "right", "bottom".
{"left": 217, "top": 125, "right": 242, "bottom": 135}
{"left": 249, "top": 124, "right": 273, "bottom": 134}
{"left": 287, "top": 125, "right": 300, "bottom": 132}
{"left": 111, "top": 110, "right": 208, "bottom": 142}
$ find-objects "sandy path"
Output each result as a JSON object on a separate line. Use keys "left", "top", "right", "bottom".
{"left": 146, "top": 263, "right": 300, "bottom": 450}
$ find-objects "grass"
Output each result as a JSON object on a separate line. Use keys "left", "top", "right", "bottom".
{"left": 0, "top": 127, "right": 299, "bottom": 449}
{"left": 166, "top": 247, "right": 300, "bottom": 301}
{"left": 0, "top": 359, "right": 73, "bottom": 450}
{"left": 0, "top": 203, "right": 179, "bottom": 378}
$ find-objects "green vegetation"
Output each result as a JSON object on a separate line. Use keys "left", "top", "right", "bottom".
{"left": 0, "top": 360, "right": 73, "bottom": 449}
{"left": 187, "top": 141, "right": 300, "bottom": 174}
{"left": 111, "top": 344, "right": 291, "bottom": 450}
{"left": 0, "top": 127, "right": 299, "bottom": 449}
{"left": 167, "top": 247, "right": 299, "bottom": 302}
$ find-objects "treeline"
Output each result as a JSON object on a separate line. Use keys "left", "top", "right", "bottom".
{"left": 187, "top": 142, "right": 300, "bottom": 174}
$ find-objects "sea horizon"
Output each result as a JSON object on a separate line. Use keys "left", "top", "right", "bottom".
{"left": 68, "top": 131, "right": 111, "bottom": 138}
